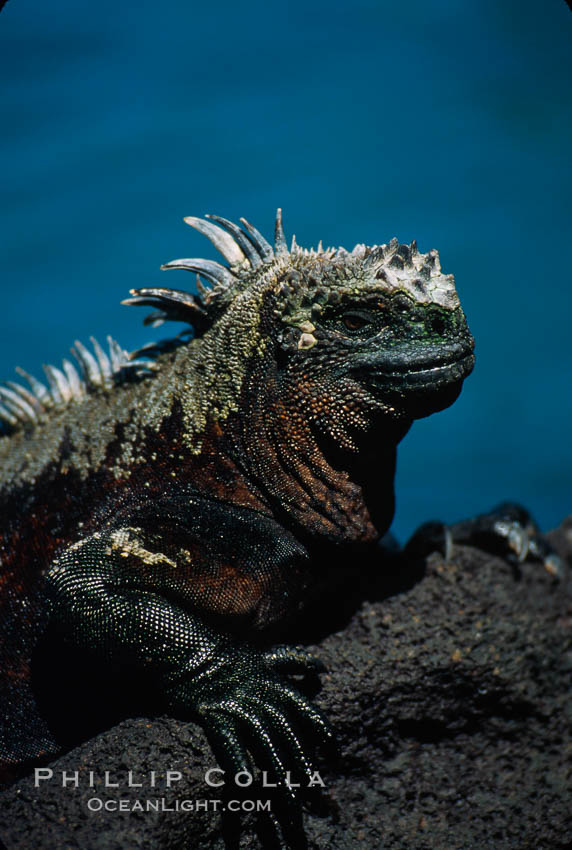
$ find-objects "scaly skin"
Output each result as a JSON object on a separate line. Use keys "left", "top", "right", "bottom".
{"left": 0, "top": 210, "right": 478, "bottom": 843}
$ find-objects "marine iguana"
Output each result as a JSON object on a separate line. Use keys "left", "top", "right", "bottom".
{"left": 0, "top": 210, "right": 560, "bottom": 845}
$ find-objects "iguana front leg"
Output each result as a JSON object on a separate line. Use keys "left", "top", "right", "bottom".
{"left": 45, "top": 519, "right": 333, "bottom": 846}
{"left": 405, "top": 502, "right": 564, "bottom": 577}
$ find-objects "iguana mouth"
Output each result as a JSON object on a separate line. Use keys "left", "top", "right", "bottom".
{"left": 362, "top": 345, "right": 475, "bottom": 417}
{"left": 376, "top": 352, "right": 475, "bottom": 386}
{"left": 357, "top": 341, "right": 475, "bottom": 387}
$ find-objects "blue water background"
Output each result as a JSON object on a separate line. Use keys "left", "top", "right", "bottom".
{"left": 1, "top": 0, "right": 571, "bottom": 540}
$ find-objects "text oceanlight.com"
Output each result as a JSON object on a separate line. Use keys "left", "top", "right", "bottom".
{"left": 34, "top": 768, "right": 327, "bottom": 815}
{"left": 86, "top": 798, "right": 271, "bottom": 813}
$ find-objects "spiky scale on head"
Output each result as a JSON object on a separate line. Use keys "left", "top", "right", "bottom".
{"left": 0, "top": 209, "right": 473, "bottom": 442}
{"left": 123, "top": 209, "right": 473, "bottom": 461}
{"left": 124, "top": 208, "right": 461, "bottom": 333}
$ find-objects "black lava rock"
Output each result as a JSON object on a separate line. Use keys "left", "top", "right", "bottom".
{"left": 1, "top": 521, "right": 571, "bottom": 849}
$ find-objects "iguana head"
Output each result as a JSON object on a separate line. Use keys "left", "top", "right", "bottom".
{"left": 269, "top": 230, "right": 474, "bottom": 426}
{"left": 127, "top": 211, "right": 474, "bottom": 451}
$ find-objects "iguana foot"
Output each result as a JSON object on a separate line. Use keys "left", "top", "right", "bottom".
{"left": 167, "top": 642, "right": 333, "bottom": 849}
{"left": 405, "top": 502, "right": 564, "bottom": 579}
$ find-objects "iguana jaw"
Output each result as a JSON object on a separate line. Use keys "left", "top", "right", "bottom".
{"left": 346, "top": 338, "right": 475, "bottom": 419}
{"left": 380, "top": 352, "right": 475, "bottom": 387}
{"left": 365, "top": 348, "right": 474, "bottom": 418}
{"left": 364, "top": 341, "right": 474, "bottom": 382}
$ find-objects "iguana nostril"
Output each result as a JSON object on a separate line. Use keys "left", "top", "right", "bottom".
{"left": 431, "top": 315, "right": 447, "bottom": 336}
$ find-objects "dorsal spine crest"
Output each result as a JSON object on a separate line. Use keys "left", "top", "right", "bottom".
{"left": 0, "top": 336, "right": 156, "bottom": 433}
{"left": 1, "top": 209, "right": 457, "bottom": 434}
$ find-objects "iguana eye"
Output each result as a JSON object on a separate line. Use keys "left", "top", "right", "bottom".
{"left": 319, "top": 307, "right": 379, "bottom": 338}
{"left": 342, "top": 313, "right": 369, "bottom": 331}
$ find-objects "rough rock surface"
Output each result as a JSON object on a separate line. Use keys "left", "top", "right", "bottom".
{"left": 1, "top": 520, "right": 571, "bottom": 849}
